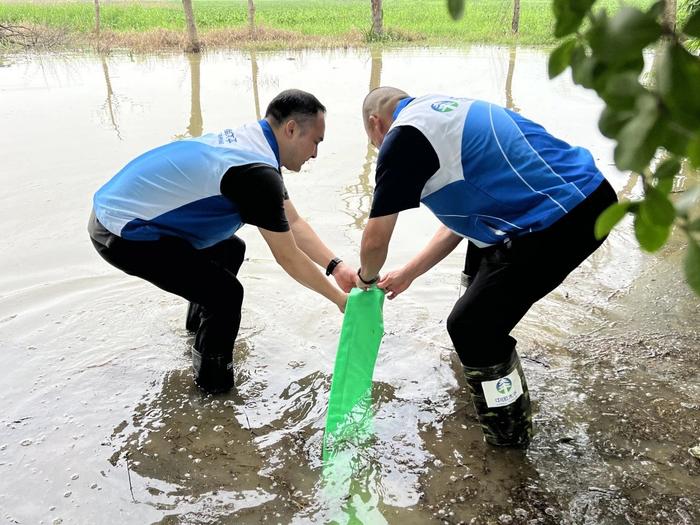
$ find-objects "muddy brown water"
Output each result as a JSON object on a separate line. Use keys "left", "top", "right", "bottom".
{"left": 0, "top": 47, "right": 698, "bottom": 525}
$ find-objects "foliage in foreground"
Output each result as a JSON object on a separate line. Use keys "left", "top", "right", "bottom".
{"left": 550, "top": 0, "right": 700, "bottom": 295}
{"left": 451, "top": 0, "right": 700, "bottom": 294}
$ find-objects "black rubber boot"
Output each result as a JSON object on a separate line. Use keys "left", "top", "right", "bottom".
{"left": 191, "top": 348, "right": 234, "bottom": 394}
{"left": 186, "top": 302, "right": 202, "bottom": 333}
{"left": 459, "top": 271, "right": 473, "bottom": 296}
{"left": 463, "top": 350, "right": 533, "bottom": 448}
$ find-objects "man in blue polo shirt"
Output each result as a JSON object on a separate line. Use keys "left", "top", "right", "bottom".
{"left": 89, "top": 89, "right": 354, "bottom": 394}
{"left": 355, "top": 86, "right": 617, "bottom": 447}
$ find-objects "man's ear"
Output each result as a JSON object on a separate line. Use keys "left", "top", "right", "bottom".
{"left": 284, "top": 119, "right": 297, "bottom": 138}
{"left": 367, "top": 114, "right": 378, "bottom": 133}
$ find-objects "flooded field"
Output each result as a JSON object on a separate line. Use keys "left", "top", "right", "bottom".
{"left": 0, "top": 46, "right": 698, "bottom": 524}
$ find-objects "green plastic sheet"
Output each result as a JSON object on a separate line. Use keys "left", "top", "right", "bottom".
{"left": 322, "top": 287, "right": 387, "bottom": 523}
{"left": 322, "top": 286, "right": 385, "bottom": 461}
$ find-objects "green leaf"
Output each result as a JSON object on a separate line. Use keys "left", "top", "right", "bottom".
{"left": 570, "top": 51, "right": 599, "bottom": 89}
{"left": 647, "top": 0, "right": 665, "bottom": 19}
{"left": 657, "top": 42, "right": 700, "bottom": 129}
{"left": 549, "top": 39, "right": 578, "bottom": 79}
{"left": 587, "top": 7, "right": 662, "bottom": 65}
{"left": 447, "top": 0, "right": 465, "bottom": 20}
{"left": 689, "top": 134, "right": 700, "bottom": 168}
{"left": 640, "top": 187, "right": 677, "bottom": 227}
{"left": 634, "top": 212, "right": 671, "bottom": 251}
{"left": 601, "top": 71, "right": 644, "bottom": 110}
{"left": 655, "top": 176, "right": 675, "bottom": 195}
{"left": 655, "top": 158, "right": 681, "bottom": 179}
{"left": 614, "top": 95, "right": 660, "bottom": 172}
{"left": 598, "top": 107, "right": 635, "bottom": 139}
{"left": 682, "top": 9, "right": 700, "bottom": 38}
{"left": 595, "top": 201, "right": 631, "bottom": 239}
{"left": 657, "top": 118, "right": 691, "bottom": 158}
{"left": 685, "top": 238, "right": 700, "bottom": 295}
{"left": 553, "top": 0, "right": 596, "bottom": 38}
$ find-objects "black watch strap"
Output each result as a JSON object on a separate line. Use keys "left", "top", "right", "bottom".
{"left": 325, "top": 257, "right": 342, "bottom": 276}
{"left": 356, "top": 268, "right": 379, "bottom": 285}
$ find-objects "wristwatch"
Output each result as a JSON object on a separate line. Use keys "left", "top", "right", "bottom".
{"left": 325, "top": 257, "right": 342, "bottom": 276}
{"left": 356, "top": 268, "right": 379, "bottom": 285}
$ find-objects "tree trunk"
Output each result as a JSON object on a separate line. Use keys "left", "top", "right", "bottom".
{"left": 247, "top": 0, "right": 256, "bottom": 38}
{"left": 664, "top": 0, "right": 677, "bottom": 31}
{"left": 94, "top": 0, "right": 100, "bottom": 36}
{"left": 370, "top": 0, "right": 383, "bottom": 38}
{"left": 181, "top": 0, "right": 201, "bottom": 53}
{"left": 511, "top": 0, "right": 520, "bottom": 34}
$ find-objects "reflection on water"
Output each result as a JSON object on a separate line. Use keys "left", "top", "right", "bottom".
{"left": 100, "top": 54, "right": 122, "bottom": 140}
{"left": 0, "top": 47, "right": 698, "bottom": 525}
{"left": 173, "top": 52, "right": 203, "bottom": 140}
{"left": 251, "top": 49, "right": 262, "bottom": 119}
{"left": 341, "top": 47, "right": 382, "bottom": 231}
{"left": 505, "top": 45, "right": 519, "bottom": 112}
{"left": 186, "top": 53, "right": 203, "bottom": 138}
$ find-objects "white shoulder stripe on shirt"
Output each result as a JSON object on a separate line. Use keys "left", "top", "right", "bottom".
{"left": 488, "top": 104, "right": 569, "bottom": 214}
{"left": 502, "top": 109, "right": 587, "bottom": 199}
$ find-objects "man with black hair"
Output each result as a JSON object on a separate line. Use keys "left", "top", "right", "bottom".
{"left": 355, "top": 87, "right": 617, "bottom": 447}
{"left": 89, "top": 89, "right": 354, "bottom": 393}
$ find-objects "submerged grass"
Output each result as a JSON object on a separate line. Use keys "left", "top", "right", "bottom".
{"left": 0, "top": 0, "right": 655, "bottom": 51}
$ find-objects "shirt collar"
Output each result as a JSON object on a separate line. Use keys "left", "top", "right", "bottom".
{"left": 392, "top": 97, "right": 415, "bottom": 120}
{"left": 258, "top": 119, "right": 281, "bottom": 167}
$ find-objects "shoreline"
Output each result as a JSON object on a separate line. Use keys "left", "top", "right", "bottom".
{"left": 0, "top": 24, "right": 544, "bottom": 54}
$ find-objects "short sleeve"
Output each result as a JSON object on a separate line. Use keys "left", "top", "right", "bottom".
{"left": 369, "top": 125, "right": 440, "bottom": 218}
{"left": 221, "top": 163, "right": 290, "bottom": 232}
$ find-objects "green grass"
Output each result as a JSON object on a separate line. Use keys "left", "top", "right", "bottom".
{"left": 0, "top": 0, "right": 656, "bottom": 46}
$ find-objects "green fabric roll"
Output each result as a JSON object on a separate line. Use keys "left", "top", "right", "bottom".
{"left": 322, "top": 287, "right": 385, "bottom": 462}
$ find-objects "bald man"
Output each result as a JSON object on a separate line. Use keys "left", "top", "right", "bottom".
{"left": 355, "top": 87, "right": 617, "bottom": 447}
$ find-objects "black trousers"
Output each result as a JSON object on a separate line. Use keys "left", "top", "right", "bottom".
{"left": 447, "top": 179, "right": 617, "bottom": 368}
{"left": 91, "top": 232, "right": 246, "bottom": 359}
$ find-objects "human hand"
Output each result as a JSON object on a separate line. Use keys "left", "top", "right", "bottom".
{"left": 332, "top": 262, "right": 356, "bottom": 293}
{"left": 377, "top": 268, "right": 413, "bottom": 300}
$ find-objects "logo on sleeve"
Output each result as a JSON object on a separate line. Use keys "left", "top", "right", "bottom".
{"left": 431, "top": 100, "right": 459, "bottom": 113}
{"left": 218, "top": 129, "right": 237, "bottom": 144}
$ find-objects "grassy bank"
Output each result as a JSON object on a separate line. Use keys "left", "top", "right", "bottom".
{"left": 0, "top": 0, "right": 654, "bottom": 51}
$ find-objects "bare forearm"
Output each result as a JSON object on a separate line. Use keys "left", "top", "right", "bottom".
{"left": 358, "top": 214, "right": 398, "bottom": 281}
{"left": 403, "top": 226, "right": 463, "bottom": 280}
{"left": 290, "top": 218, "right": 334, "bottom": 268}
{"left": 276, "top": 247, "right": 344, "bottom": 304}
{"left": 259, "top": 227, "right": 344, "bottom": 307}
{"left": 359, "top": 238, "right": 388, "bottom": 281}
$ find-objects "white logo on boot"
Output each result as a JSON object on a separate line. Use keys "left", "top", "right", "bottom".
{"left": 482, "top": 369, "right": 523, "bottom": 408}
